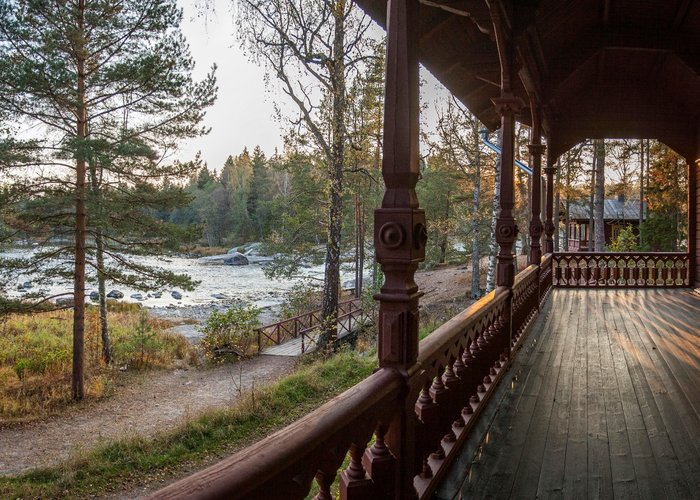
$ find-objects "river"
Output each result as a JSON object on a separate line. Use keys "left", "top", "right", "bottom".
{"left": 2, "top": 248, "right": 355, "bottom": 328}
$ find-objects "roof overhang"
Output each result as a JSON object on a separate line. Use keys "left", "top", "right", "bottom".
{"left": 355, "top": 0, "right": 700, "bottom": 161}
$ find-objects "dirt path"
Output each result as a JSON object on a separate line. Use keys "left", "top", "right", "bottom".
{"left": 0, "top": 355, "right": 294, "bottom": 476}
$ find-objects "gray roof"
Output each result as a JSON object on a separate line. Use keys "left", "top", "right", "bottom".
{"left": 568, "top": 199, "right": 646, "bottom": 221}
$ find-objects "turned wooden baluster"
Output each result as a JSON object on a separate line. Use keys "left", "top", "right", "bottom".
{"left": 415, "top": 379, "right": 439, "bottom": 479}
{"left": 363, "top": 425, "right": 396, "bottom": 499}
{"left": 461, "top": 340, "right": 479, "bottom": 399}
{"left": 314, "top": 469, "right": 335, "bottom": 500}
{"left": 429, "top": 368, "right": 452, "bottom": 458}
{"left": 340, "top": 443, "right": 373, "bottom": 499}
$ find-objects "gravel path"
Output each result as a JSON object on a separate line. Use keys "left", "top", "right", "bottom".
{"left": 0, "top": 355, "right": 294, "bottom": 476}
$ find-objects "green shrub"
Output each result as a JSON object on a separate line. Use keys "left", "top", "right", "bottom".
{"left": 279, "top": 282, "right": 322, "bottom": 319}
{"left": 199, "top": 305, "right": 261, "bottom": 359}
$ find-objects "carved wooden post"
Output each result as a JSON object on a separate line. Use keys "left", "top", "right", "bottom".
{"left": 544, "top": 149, "right": 557, "bottom": 254}
{"left": 527, "top": 102, "right": 544, "bottom": 266}
{"left": 489, "top": 0, "right": 521, "bottom": 359}
{"left": 493, "top": 96, "right": 522, "bottom": 288}
{"left": 374, "top": 0, "right": 424, "bottom": 497}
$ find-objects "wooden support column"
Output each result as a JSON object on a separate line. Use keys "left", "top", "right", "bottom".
{"left": 488, "top": 0, "right": 522, "bottom": 288}
{"left": 691, "top": 150, "right": 698, "bottom": 288}
{"left": 544, "top": 148, "right": 557, "bottom": 254}
{"left": 374, "top": 0, "right": 424, "bottom": 497}
{"left": 527, "top": 102, "right": 544, "bottom": 265}
{"left": 375, "top": 0, "right": 424, "bottom": 370}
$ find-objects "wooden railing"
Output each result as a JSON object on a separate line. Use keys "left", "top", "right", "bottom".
{"left": 256, "top": 298, "right": 363, "bottom": 353}
{"left": 553, "top": 252, "right": 691, "bottom": 288}
{"left": 151, "top": 257, "right": 553, "bottom": 500}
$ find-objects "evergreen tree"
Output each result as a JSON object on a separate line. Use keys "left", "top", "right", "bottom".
{"left": 0, "top": 0, "right": 216, "bottom": 397}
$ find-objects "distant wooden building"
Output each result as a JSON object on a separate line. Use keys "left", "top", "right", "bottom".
{"left": 565, "top": 196, "right": 646, "bottom": 251}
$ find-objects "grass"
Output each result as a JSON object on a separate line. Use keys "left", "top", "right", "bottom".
{"left": 0, "top": 305, "right": 194, "bottom": 423}
{"left": 0, "top": 349, "right": 377, "bottom": 499}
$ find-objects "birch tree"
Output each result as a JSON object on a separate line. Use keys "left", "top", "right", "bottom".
{"left": 237, "top": 0, "right": 377, "bottom": 347}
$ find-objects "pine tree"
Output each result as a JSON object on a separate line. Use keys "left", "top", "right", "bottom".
{"left": 0, "top": 0, "right": 216, "bottom": 397}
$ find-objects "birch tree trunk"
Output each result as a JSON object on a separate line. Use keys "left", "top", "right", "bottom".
{"left": 318, "top": 4, "right": 347, "bottom": 348}
{"left": 485, "top": 129, "right": 502, "bottom": 293}
{"left": 471, "top": 126, "right": 482, "bottom": 299}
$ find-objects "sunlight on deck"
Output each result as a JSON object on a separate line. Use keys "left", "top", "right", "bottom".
{"left": 438, "top": 288, "right": 700, "bottom": 499}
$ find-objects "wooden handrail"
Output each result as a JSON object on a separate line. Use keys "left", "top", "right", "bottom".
{"left": 151, "top": 264, "right": 549, "bottom": 499}
{"left": 150, "top": 368, "right": 403, "bottom": 499}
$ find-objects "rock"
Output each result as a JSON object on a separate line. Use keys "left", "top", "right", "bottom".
{"left": 171, "top": 291, "right": 183, "bottom": 300}
{"left": 55, "top": 297, "right": 75, "bottom": 307}
{"left": 153, "top": 291, "right": 162, "bottom": 298}
{"left": 22, "top": 281, "right": 32, "bottom": 289}
{"left": 89, "top": 291, "right": 100, "bottom": 301}
{"left": 211, "top": 293, "right": 227, "bottom": 300}
{"left": 130, "top": 293, "right": 144, "bottom": 301}
{"left": 223, "top": 252, "right": 249, "bottom": 266}
{"left": 107, "top": 289, "right": 124, "bottom": 299}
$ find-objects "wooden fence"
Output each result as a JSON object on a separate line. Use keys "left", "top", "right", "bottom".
{"left": 256, "top": 298, "right": 365, "bottom": 354}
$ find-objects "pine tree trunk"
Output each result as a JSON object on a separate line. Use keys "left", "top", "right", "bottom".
{"left": 594, "top": 139, "right": 606, "bottom": 251}
{"left": 96, "top": 232, "right": 111, "bottom": 364}
{"left": 471, "top": 126, "right": 482, "bottom": 299}
{"left": 486, "top": 129, "right": 502, "bottom": 293}
{"left": 72, "top": 0, "right": 87, "bottom": 400}
{"left": 318, "top": 3, "right": 346, "bottom": 350}
{"left": 88, "top": 161, "right": 112, "bottom": 365}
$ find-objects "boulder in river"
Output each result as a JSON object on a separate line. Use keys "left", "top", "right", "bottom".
{"left": 211, "top": 293, "right": 227, "bottom": 300}
{"left": 55, "top": 297, "right": 75, "bottom": 308}
{"left": 171, "top": 290, "right": 183, "bottom": 300}
{"left": 153, "top": 291, "right": 162, "bottom": 298}
{"left": 223, "top": 252, "right": 249, "bottom": 266}
{"left": 89, "top": 291, "right": 100, "bottom": 301}
{"left": 130, "top": 293, "right": 144, "bottom": 301}
{"left": 107, "top": 290, "right": 124, "bottom": 299}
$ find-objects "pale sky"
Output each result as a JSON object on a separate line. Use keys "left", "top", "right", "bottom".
{"left": 177, "top": 0, "right": 284, "bottom": 170}
{"left": 176, "top": 0, "right": 450, "bottom": 171}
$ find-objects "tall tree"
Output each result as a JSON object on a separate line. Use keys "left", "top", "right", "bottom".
{"left": 237, "top": 0, "right": 376, "bottom": 348}
{"left": 593, "top": 139, "right": 607, "bottom": 251}
{"left": 0, "top": 0, "right": 216, "bottom": 397}
{"left": 486, "top": 129, "right": 502, "bottom": 293}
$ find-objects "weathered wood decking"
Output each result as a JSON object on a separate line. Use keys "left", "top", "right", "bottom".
{"left": 439, "top": 288, "right": 700, "bottom": 499}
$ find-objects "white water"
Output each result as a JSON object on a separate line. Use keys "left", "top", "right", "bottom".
{"left": 2, "top": 249, "right": 354, "bottom": 311}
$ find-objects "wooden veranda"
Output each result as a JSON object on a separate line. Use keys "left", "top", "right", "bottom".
{"left": 438, "top": 288, "right": 700, "bottom": 499}
{"left": 150, "top": 1, "right": 700, "bottom": 499}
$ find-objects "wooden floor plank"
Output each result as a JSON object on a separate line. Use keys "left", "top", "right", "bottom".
{"left": 536, "top": 290, "right": 583, "bottom": 498}
{"left": 612, "top": 291, "right": 690, "bottom": 497}
{"left": 463, "top": 291, "right": 572, "bottom": 496}
{"left": 585, "top": 291, "right": 613, "bottom": 500}
{"left": 563, "top": 289, "right": 589, "bottom": 498}
{"left": 508, "top": 292, "right": 578, "bottom": 499}
{"left": 441, "top": 288, "right": 700, "bottom": 500}
{"left": 594, "top": 290, "right": 639, "bottom": 499}
{"left": 602, "top": 293, "right": 664, "bottom": 500}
